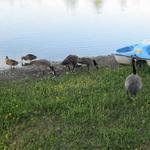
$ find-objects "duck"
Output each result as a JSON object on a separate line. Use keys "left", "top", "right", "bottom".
{"left": 21, "top": 54, "right": 37, "bottom": 62}
{"left": 125, "top": 55, "right": 142, "bottom": 99}
{"left": 5, "top": 56, "right": 18, "bottom": 68}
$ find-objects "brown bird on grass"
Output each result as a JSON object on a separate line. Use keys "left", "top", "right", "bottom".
{"left": 5, "top": 56, "right": 18, "bottom": 68}
{"left": 21, "top": 54, "right": 37, "bottom": 62}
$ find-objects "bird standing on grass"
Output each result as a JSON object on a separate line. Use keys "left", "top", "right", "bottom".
{"left": 5, "top": 56, "right": 18, "bottom": 68}
{"left": 61, "top": 55, "right": 99, "bottom": 72}
{"left": 125, "top": 55, "right": 142, "bottom": 99}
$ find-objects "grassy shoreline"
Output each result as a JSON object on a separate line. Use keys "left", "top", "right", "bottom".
{"left": 0, "top": 66, "right": 150, "bottom": 149}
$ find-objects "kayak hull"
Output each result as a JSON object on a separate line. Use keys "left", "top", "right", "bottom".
{"left": 114, "top": 54, "right": 131, "bottom": 64}
{"left": 114, "top": 41, "right": 150, "bottom": 66}
{"left": 114, "top": 54, "right": 150, "bottom": 66}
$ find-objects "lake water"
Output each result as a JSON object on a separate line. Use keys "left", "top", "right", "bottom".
{"left": 0, "top": 0, "right": 150, "bottom": 68}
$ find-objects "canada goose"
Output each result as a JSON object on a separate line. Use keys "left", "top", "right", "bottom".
{"left": 31, "top": 59, "right": 56, "bottom": 76}
{"left": 125, "top": 56, "right": 142, "bottom": 99}
{"left": 21, "top": 54, "right": 37, "bottom": 62}
{"left": 5, "top": 56, "right": 18, "bottom": 68}
{"left": 61, "top": 55, "right": 78, "bottom": 72}
{"left": 77, "top": 57, "right": 98, "bottom": 71}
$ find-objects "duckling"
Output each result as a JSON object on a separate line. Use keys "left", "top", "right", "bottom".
{"left": 61, "top": 55, "right": 78, "bottom": 72}
{"left": 77, "top": 57, "right": 98, "bottom": 71}
{"left": 5, "top": 56, "right": 18, "bottom": 68}
{"left": 125, "top": 56, "right": 142, "bottom": 99}
{"left": 21, "top": 54, "right": 37, "bottom": 62}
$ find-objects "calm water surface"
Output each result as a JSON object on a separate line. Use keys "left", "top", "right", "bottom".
{"left": 0, "top": 0, "right": 150, "bottom": 68}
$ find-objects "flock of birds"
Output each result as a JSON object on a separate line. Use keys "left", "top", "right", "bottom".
{"left": 5, "top": 54, "right": 37, "bottom": 68}
{"left": 5, "top": 54, "right": 142, "bottom": 100}
{"left": 5, "top": 54, "right": 99, "bottom": 71}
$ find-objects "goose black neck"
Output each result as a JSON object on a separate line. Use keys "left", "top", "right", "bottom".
{"left": 132, "top": 58, "right": 136, "bottom": 74}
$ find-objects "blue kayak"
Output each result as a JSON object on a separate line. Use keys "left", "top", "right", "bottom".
{"left": 114, "top": 40, "right": 150, "bottom": 65}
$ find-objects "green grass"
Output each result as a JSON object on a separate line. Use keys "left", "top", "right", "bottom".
{"left": 0, "top": 66, "right": 150, "bottom": 150}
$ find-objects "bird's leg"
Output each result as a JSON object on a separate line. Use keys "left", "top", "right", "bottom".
{"left": 72, "top": 65, "right": 76, "bottom": 73}
{"left": 68, "top": 66, "right": 71, "bottom": 72}
{"left": 127, "top": 91, "right": 134, "bottom": 101}
{"left": 87, "top": 64, "right": 90, "bottom": 72}
{"left": 80, "top": 65, "right": 83, "bottom": 72}
{"left": 127, "top": 90, "right": 130, "bottom": 99}
{"left": 95, "top": 64, "right": 99, "bottom": 70}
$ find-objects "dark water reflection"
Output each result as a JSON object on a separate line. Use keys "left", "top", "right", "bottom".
{"left": 0, "top": 0, "right": 150, "bottom": 68}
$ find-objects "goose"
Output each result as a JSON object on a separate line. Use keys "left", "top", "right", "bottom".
{"left": 5, "top": 56, "right": 18, "bottom": 68}
{"left": 125, "top": 56, "right": 142, "bottom": 99}
{"left": 77, "top": 57, "right": 98, "bottom": 71}
{"left": 61, "top": 55, "right": 78, "bottom": 72}
{"left": 31, "top": 59, "right": 56, "bottom": 76}
{"left": 21, "top": 54, "right": 37, "bottom": 62}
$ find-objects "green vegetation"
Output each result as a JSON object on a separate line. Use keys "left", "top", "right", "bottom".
{"left": 0, "top": 66, "right": 150, "bottom": 150}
